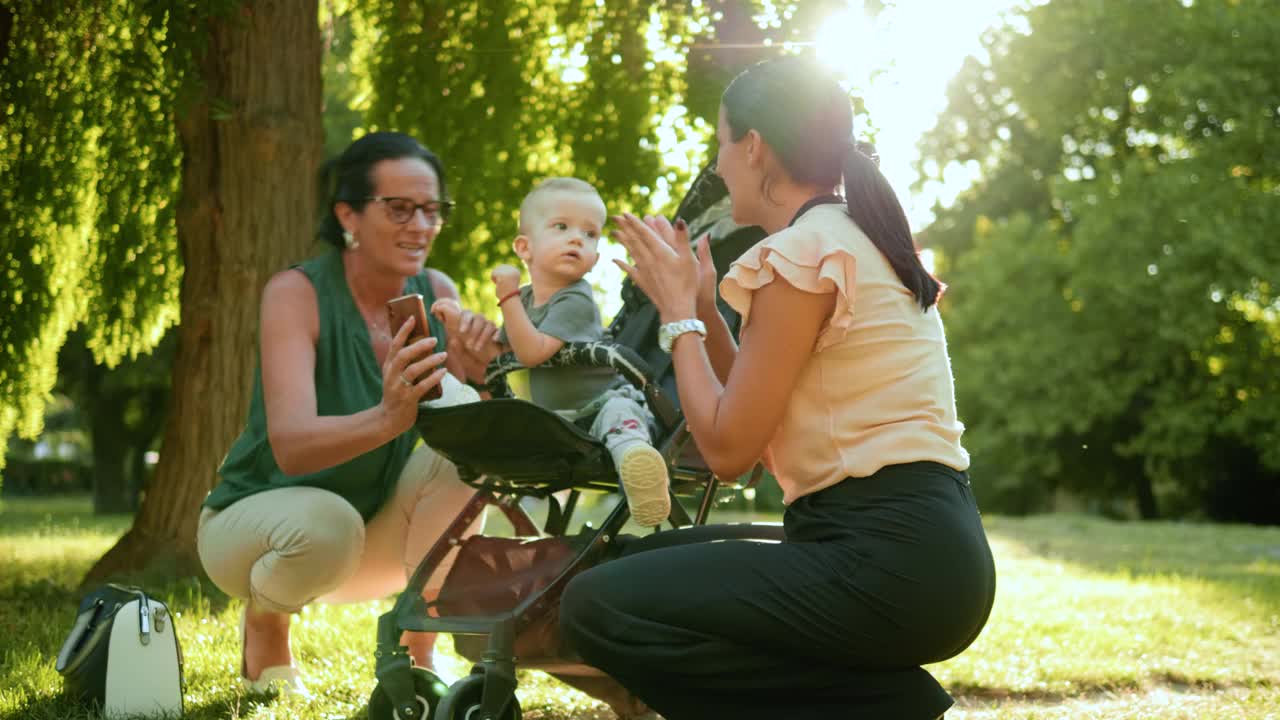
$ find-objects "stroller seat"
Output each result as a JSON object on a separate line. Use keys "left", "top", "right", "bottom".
{"left": 417, "top": 339, "right": 719, "bottom": 505}
{"left": 418, "top": 399, "right": 610, "bottom": 492}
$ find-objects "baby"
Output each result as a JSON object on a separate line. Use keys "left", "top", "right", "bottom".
{"left": 433, "top": 178, "right": 670, "bottom": 527}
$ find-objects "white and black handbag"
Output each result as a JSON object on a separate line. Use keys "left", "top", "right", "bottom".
{"left": 55, "top": 584, "right": 185, "bottom": 718}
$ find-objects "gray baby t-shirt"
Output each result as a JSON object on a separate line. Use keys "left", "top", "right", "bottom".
{"left": 498, "top": 279, "right": 620, "bottom": 411}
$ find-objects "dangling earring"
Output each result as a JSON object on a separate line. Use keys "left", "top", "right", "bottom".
{"left": 343, "top": 230, "right": 359, "bottom": 250}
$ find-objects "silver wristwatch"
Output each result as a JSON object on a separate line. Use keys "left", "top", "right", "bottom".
{"left": 658, "top": 318, "right": 707, "bottom": 353}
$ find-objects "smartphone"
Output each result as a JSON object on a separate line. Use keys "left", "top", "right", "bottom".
{"left": 386, "top": 293, "right": 442, "bottom": 400}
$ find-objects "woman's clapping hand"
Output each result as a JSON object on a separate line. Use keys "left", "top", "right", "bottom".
{"left": 611, "top": 214, "right": 717, "bottom": 322}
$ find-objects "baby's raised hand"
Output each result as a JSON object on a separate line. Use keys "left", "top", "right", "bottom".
{"left": 430, "top": 297, "right": 464, "bottom": 335}
{"left": 491, "top": 264, "right": 522, "bottom": 298}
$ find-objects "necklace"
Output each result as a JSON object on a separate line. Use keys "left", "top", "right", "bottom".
{"left": 367, "top": 314, "right": 392, "bottom": 342}
{"left": 346, "top": 273, "right": 401, "bottom": 344}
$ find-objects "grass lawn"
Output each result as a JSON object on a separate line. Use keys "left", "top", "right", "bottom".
{"left": 1, "top": 495, "right": 1278, "bottom": 719}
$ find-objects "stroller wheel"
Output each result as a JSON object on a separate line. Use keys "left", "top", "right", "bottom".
{"left": 436, "top": 673, "right": 522, "bottom": 720}
{"left": 368, "top": 667, "right": 448, "bottom": 720}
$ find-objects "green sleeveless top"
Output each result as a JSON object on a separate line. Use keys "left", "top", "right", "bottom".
{"left": 204, "top": 250, "right": 446, "bottom": 521}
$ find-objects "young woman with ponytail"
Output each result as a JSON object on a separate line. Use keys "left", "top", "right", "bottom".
{"left": 561, "top": 56, "right": 995, "bottom": 719}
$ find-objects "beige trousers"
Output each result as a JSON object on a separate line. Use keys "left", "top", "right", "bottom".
{"left": 197, "top": 444, "right": 481, "bottom": 614}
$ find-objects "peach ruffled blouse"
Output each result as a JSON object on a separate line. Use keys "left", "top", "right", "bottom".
{"left": 720, "top": 203, "right": 970, "bottom": 504}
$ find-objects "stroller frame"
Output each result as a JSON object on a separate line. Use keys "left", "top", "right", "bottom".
{"left": 367, "top": 165, "right": 783, "bottom": 720}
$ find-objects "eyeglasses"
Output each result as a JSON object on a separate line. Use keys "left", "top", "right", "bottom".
{"left": 366, "top": 196, "right": 455, "bottom": 225}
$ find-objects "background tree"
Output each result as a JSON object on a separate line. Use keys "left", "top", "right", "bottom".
{"left": 86, "top": 0, "right": 324, "bottom": 580}
{"left": 320, "top": 0, "right": 364, "bottom": 158}
{"left": 344, "top": 0, "right": 706, "bottom": 303}
{"left": 57, "top": 329, "right": 174, "bottom": 514}
{"left": 2, "top": 394, "right": 91, "bottom": 496}
{"left": 685, "top": 0, "right": 858, "bottom": 129}
{"left": 916, "top": 0, "right": 1280, "bottom": 521}
{"left": 345, "top": 0, "right": 856, "bottom": 305}
{"left": 0, "top": 0, "right": 183, "bottom": 478}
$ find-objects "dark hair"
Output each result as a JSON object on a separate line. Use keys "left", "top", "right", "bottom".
{"left": 317, "top": 131, "right": 448, "bottom": 248}
{"left": 721, "top": 56, "right": 941, "bottom": 309}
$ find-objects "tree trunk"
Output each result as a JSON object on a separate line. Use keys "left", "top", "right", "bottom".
{"left": 126, "top": 387, "right": 171, "bottom": 512}
{"left": 90, "top": 389, "right": 134, "bottom": 515}
{"left": 1135, "top": 470, "right": 1158, "bottom": 520}
{"left": 85, "top": 0, "right": 322, "bottom": 584}
{"left": 81, "top": 347, "right": 132, "bottom": 514}
{"left": 686, "top": 0, "right": 770, "bottom": 120}
{"left": 1113, "top": 447, "right": 1159, "bottom": 520}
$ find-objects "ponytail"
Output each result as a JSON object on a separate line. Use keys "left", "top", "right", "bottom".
{"left": 840, "top": 144, "right": 941, "bottom": 309}
{"left": 720, "top": 56, "right": 944, "bottom": 308}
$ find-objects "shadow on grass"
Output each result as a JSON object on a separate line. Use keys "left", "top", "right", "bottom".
{"left": 946, "top": 674, "right": 1274, "bottom": 704}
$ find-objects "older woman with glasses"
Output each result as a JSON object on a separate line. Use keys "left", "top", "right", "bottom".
{"left": 197, "top": 131, "right": 500, "bottom": 694}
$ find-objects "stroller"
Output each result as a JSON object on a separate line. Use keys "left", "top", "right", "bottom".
{"left": 366, "top": 165, "right": 784, "bottom": 720}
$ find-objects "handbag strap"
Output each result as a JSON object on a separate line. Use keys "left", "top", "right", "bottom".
{"left": 55, "top": 600, "right": 103, "bottom": 672}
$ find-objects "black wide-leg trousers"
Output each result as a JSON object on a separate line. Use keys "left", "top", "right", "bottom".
{"left": 560, "top": 461, "right": 997, "bottom": 720}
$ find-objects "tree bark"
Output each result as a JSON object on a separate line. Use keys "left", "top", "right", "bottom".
{"left": 126, "top": 386, "right": 171, "bottom": 512}
{"left": 85, "top": 0, "right": 322, "bottom": 583}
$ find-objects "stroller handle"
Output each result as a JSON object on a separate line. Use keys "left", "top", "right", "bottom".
{"left": 482, "top": 341, "right": 680, "bottom": 431}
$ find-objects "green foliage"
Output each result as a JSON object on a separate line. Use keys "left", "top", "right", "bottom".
{"left": 345, "top": 0, "right": 717, "bottom": 304}
{"left": 340, "top": 0, "right": 872, "bottom": 306}
{"left": 0, "top": 1, "right": 206, "bottom": 472}
{"left": 320, "top": 1, "right": 365, "bottom": 158}
{"left": 918, "top": 0, "right": 1280, "bottom": 517}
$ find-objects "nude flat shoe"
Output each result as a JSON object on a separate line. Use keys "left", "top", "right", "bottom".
{"left": 239, "top": 607, "right": 309, "bottom": 696}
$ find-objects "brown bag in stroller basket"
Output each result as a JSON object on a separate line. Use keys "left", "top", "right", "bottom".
{"left": 436, "top": 535, "right": 652, "bottom": 718}
{"left": 435, "top": 534, "right": 589, "bottom": 662}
